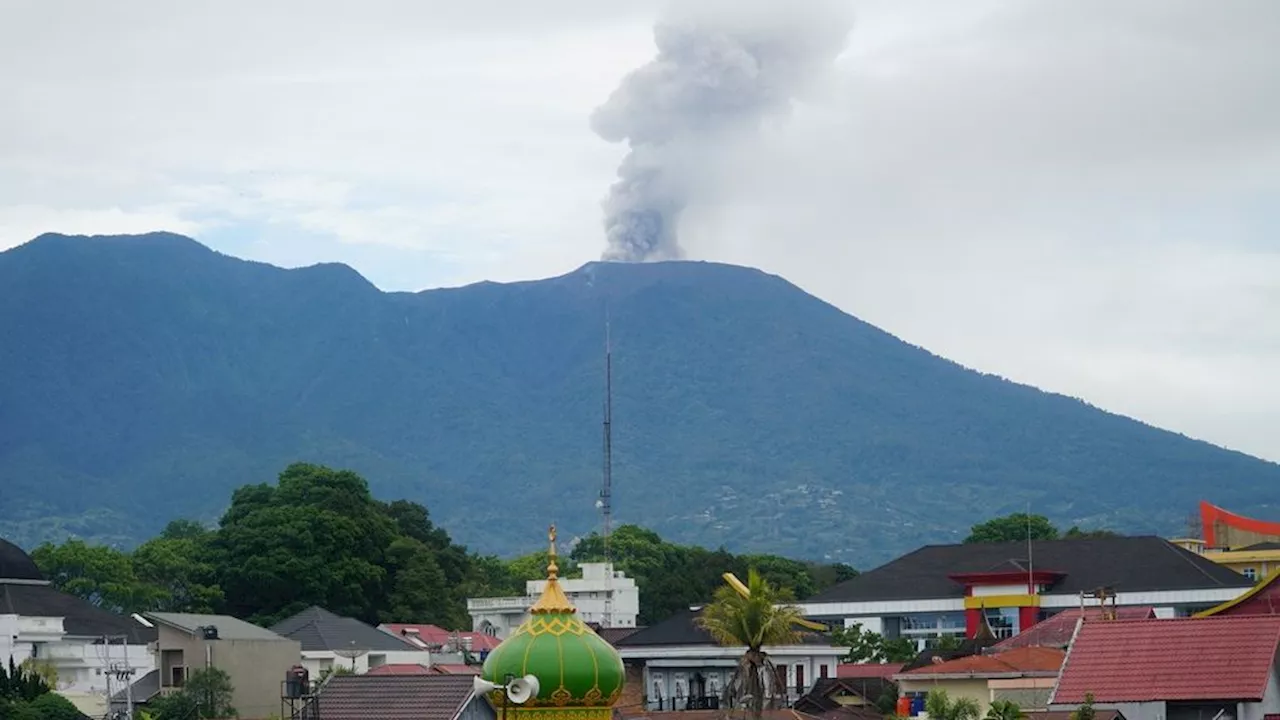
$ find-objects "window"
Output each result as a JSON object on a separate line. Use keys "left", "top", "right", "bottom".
{"left": 1244, "top": 567, "right": 1257, "bottom": 581}
{"left": 795, "top": 664, "right": 805, "bottom": 693}
{"left": 819, "top": 664, "right": 828, "bottom": 679}
{"left": 171, "top": 666, "right": 186, "bottom": 687}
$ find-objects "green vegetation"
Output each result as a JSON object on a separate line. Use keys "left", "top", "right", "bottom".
{"left": 925, "top": 690, "right": 981, "bottom": 720}
{"left": 986, "top": 700, "right": 1026, "bottom": 720}
{"left": 830, "top": 622, "right": 917, "bottom": 663}
{"left": 31, "top": 463, "right": 855, "bottom": 626}
{"left": 965, "top": 513, "right": 1121, "bottom": 543}
{"left": 696, "top": 570, "right": 803, "bottom": 719}
{"left": 142, "top": 667, "right": 236, "bottom": 720}
{"left": 4, "top": 233, "right": 1277, "bottom": 564}
{"left": 0, "top": 657, "right": 80, "bottom": 720}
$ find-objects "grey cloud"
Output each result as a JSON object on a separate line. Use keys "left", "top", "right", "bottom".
{"left": 591, "top": 0, "right": 854, "bottom": 262}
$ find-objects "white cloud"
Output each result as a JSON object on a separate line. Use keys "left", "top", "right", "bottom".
{"left": 1, "top": 0, "right": 1277, "bottom": 461}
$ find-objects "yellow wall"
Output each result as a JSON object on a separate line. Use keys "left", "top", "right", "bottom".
{"left": 898, "top": 679, "right": 992, "bottom": 716}
{"left": 1206, "top": 551, "right": 1280, "bottom": 582}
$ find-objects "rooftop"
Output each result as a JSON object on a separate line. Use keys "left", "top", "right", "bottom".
{"left": 147, "top": 612, "right": 284, "bottom": 641}
{"left": 836, "top": 663, "right": 903, "bottom": 680}
{"left": 992, "top": 607, "right": 1156, "bottom": 650}
{"left": 317, "top": 673, "right": 477, "bottom": 720}
{"left": 899, "top": 646, "right": 1065, "bottom": 679}
{"left": 1196, "top": 569, "right": 1280, "bottom": 617}
{"left": 273, "top": 606, "right": 420, "bottom": 653}
{"left": 1, "top": 583, "right": 156, "bottom": 643}
{"left": 0, "top": 539, "right": 43, "bottom": 581}
{"left": 1051, "top": 615, "right": 1280, "bottom": 704}
{"left": 806, "top": 536, "right": 1251, "bottom": 604}
{"left": 614, "top": 608, "right": 836, "bottom": 648}
{"left": 380, "top": 622, "right": 501, "bottom": 652}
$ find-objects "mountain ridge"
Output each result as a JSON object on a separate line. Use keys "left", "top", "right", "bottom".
{"left": 2, "top": 232, "right": 1277, "bottom": 564}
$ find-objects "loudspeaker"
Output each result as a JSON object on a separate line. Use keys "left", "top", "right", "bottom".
{"left": 473, "top": 677, "right": 500, "bottom": 695}
{"left": 506, "top": 675, "right": 541, "bottom": 704}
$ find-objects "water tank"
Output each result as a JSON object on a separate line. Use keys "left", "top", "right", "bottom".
{"left": 284, "top": 665, "right": 310, "bottom": 698}
{"left": 201, "top": 626, "right": 219, "bottom": 640}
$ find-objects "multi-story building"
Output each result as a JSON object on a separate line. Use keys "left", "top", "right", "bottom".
{"left": 1170, "top": 501, "right": 1280, "bottom": 582}
{"left": 0, "top": 538, "right": 156, "bottom": 716}
{"left": 467, "top": 562, "right": 639, "bottom": 638}
{"left": 795, "top": 536, "right": 1253, "bottom": 649}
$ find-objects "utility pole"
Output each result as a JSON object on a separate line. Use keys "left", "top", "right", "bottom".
{"left": 601, "top": 311, "right": 614, "bottom": 628}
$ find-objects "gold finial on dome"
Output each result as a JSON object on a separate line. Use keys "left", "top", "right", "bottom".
{"left": 530, "top": 524, "right": 576, "bottom": 614}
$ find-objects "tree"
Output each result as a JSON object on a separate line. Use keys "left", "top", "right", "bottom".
{"left": 30, "top": 539, "right": 153, "bottom": 612}
{"left": 185, "top": 667, "right": 237, "bottom": 718}
{"left": 0, "top": 656, "right": 51, "bottom": 702}
{"left": 830, "top": 623, "right": 918, "bottom": 664}
{"left": 1070, "top": 692, "right": 1097, "bottom": 720}
{"left": 986, "top": 699, "right": 1025, "bottom": 720}
{"left": 1063, "top": 526, "right": 1120, "bottom": 539}
{"left": 696, "top": 569, "right": 804, "bottom": 719}
{"left": 965, "top": 513, "right": 1059, "bottom": 543}
{"left": 132, "top": 521, "right": 224, "bottom": 613}
{"left": 925, "top": 690, "right": 981, "bottom": 720}
{"left": 21, "top": 693, "right": 83, "bottom": 720}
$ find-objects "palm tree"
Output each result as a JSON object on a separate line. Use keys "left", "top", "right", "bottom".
{"left": 696, "top": 568, "right": 805, "bottom": 719}
{"left": 925, "top": 690, "right": 981, "bottom": 720}
{"left": 986, "top": 699, "right": 1026, "bottom": 720}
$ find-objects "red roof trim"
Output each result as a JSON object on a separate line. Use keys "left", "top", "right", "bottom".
{"left": 1201, "top": 501, "right": 1280, "bottom": 548}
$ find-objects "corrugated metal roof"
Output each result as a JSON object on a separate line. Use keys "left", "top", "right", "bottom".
{"left": 317, "top": 674, "right": 478, "bottom": 720}
{"left": 147, "top": 612, "right": 282, "bottom": 641}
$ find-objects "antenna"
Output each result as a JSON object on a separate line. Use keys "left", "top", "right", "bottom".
{"left": 1026, "top": 503, "right": 1035, "bottom": 596}
{"left": 600, "top": 306, "right": 615, "bottom": 628}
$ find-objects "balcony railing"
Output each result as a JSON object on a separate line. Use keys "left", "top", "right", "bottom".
{"left": 467, "top": 596, "right": 535, "bottom": 611}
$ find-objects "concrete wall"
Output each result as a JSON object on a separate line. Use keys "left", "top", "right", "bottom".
{"left": 155, "top": 624, "right": 301, "bottom": 720}
{"left": 898, "top": 679, "right": 992, "bottom": 716}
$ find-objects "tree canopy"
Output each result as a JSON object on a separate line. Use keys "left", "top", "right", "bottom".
{"left": 965, "top": 513, "right": 1119, "bottom": 544}
{"left": 31, "top": 463, "right": 857, "bottom": 629}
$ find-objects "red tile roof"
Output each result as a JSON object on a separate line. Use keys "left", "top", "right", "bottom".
{"left": 380, "top": 623, "right": 502, "bottom": 652}
{"left": 899, "top": 646, "right": 1064, "bottom": 678}
{"left": 318, "top": 674, "right": 477, "bottom": 720}
{"left": 428, "top": 664, "right": 481, "bottom": 675}
{"left": 994, "top": 607, "right": 1156, "bottom": 650}
{"left": 837, "top": 663, "right": 903, "bottom": 679}
{"left": 1052, "top": 616, "right": 1280, "bottom": 703}
{"left": 367, "top": 663, "right": 432, "bottom": 675}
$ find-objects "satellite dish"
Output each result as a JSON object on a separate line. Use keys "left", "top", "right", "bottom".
{"left": 473, "top": 676, "right": 500, "bottom": 695}
{"left": 507, "top": 675, "right": 541, "bottom": 705}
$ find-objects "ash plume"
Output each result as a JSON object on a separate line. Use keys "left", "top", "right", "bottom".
{"left": 591, "top": 0, "right": 853, "bottom": 262}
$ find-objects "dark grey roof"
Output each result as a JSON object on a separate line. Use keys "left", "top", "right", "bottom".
{"left": 110, "top": 669, "right": 161, "bottom": 706}
{"left": 1239, "top": 541, "right": 1280, "bottom": 552}
{"left": 318, "top": 673, "right": 485, "bottom": 720}
{"left": 615, "top": 608, "right": 837, "bottom": 648}
{"left": 147, "top": 612, "right": 286, "bottom": 641}
{"left": 0, "top": 539, "right": 42, "bottom": 581}
{"left": 804, "top": 536, "right": 1253, "bottom": 605}
{"left": 0, "top": 582, "right": 156, "bottom": 643}
{"left": 272, "top": 606, "right": 419, "bottom": 652}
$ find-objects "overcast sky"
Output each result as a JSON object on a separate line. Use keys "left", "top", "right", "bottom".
{"left": 2, "top": 0, "right": 1277, "bottom": 462}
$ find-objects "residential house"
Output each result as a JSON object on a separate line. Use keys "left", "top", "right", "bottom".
{"left": 793, "top": 676, "right": 895, "bottom": 718}
{"left": 0, "top": 538, "right": 156, "bottom": 715}
{"left": 1049, "top": 615, "right": 1280, "bottom": 720}
{"left": 1168, "top": 502, "right": 1280, "bottom": 581}
{"left": 379, "top": 622, "right": 501, "bottom": 663}
{"left": 316, "top": 672, "right": 497, "bottom": 720}
{"left": 271, "top": 606, "right": 428, "bottom": 676}
{"left": 894, "top": 646, "right": 1065, "bottom": 716}
{"left": 796, "top": 536, "right": 1252, "bottom": 647}
{"left": 1196, "top": 569, "right": 1280, "bottom": 617}
{"left": 614, "top": 608, "right": 848, "bottom": 711}
{"left": 142, "top": 611, "right": 300, "bottom": 720}
{"left": 467, "top": 562, "right": 640, "bottom": 639}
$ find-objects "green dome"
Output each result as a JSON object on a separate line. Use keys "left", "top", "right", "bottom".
{"left": 481, "top": 528, "right": 625, "bottom": 715}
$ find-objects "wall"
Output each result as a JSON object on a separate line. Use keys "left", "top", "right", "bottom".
{"left": 1239, "top": 657, "right": 1280, "bottom": 720}
{"left": 299, "top": 648, "right": 431, "bottom": 677}
{"left": 458, "top": 695, "right": 499, "bottom": 720}
{"left": 639, "top": 652, "right": 840, "bottom": 710}
{"left": 989, "top": 678, "right": 1057, "bottom": 710}
{"left": 898, "top": 679, "right": 991, "bottom": 716}
{"left": 154, "top": 625, "right": 302, "bottom": 720}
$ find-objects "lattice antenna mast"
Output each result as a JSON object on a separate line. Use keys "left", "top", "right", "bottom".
{"left": 600, "top": 308, "right": 614, "bottom": 627}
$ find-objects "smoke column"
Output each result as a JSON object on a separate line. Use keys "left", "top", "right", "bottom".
{"left": 591, "top": 0, "right": 853, "bottom": 262}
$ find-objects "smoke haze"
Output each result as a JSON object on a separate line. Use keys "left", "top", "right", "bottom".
{"left": 591, "top": 0, "right": 854, "bottom": 262}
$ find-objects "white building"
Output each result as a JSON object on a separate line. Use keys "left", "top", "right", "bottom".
{"left": 467, "top": 562, "right": 639, "bottom": 639}
{"left": 270, "top": 605, "right": 432, "bottom": 677}
{"left": 0, "top": 539, "right": 156, "bottom": 716}
{"left": 613, "top": 608, "right": 849, "bottom": 711}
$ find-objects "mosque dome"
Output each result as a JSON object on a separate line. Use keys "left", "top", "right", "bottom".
{"left": 0, "top": 538, "right": 44, "bottom": 581}
{"left": 481, "top": 527, "right": 625, "bottom": 717}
